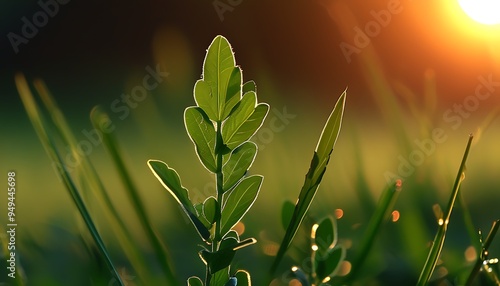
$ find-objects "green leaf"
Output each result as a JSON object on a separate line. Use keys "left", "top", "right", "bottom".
{"left": 234, "top": 270, "right": 252, "bottom": 286}
{"left": 195, "top": 203, "right": 212, "bottom": 229}
{"left": 185, "top": 107, "right": 217, "bottom": 172}
{"left": 200, "top": 237, "right": 255, "bottom": 276}
{"left": 224, "top": 103, "right": 269, "bottom": 150}
{"left": 314, "top": 217, "right": 337, "bottom": 255}
{"left": 221, "top": 67, "right": 242, "bottom": 120}
{"left": 314, "top": 246, "right": 345, "bottom": 281}
{"left": 281, "top": 200, "right": 295, "bottom": 231}
{"left": 148, "top": 160, "right": 210, "bottom": 241}
{"left": 242, "top": 81, "right": 256, "bottom": 94}
{"left": 203, "top": 196, "right": 220, "bottom": 225}
{"left": 209, "top": 268, "right": 230, "bottom": 286}
{"left": 194, "top": 80, "right": 218, "bottom": 121}
{"left": 270, "top": 90, "right": 346, "bottom": 275}
{"left": 223, "top": 230, "right": 240, "bottom": 242}
{"left": 203, "top": 35, "right": 238, "bottom": 121}
{"left": 188, "top": 276, "right": 204, "bottom": 286}
{"left": 220, "top": 175, "right": 263, "bottom": 235}
{"left": 222, "top": 142, "right": 257, "bottom": 191}
{"left": 222, "top": 92, "right": 257, "bottom": 147}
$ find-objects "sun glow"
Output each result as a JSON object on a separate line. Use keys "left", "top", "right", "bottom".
{"left": 458, "top": 0, "right": 500, "bottom": 25}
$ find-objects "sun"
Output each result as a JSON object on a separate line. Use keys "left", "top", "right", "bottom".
{"left": 458, "top": 0, "right": 500, "bottom": 25}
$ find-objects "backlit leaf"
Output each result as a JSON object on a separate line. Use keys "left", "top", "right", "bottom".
{"left": 185, "top": 107, "right": 217, "bottom": 172}
{"left": 220, "top": 175, "right": 263, "bottom": 236}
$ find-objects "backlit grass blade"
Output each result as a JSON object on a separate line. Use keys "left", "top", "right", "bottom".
{"left": 465, "top": 219, "right": 500, "bottom": 285}
{"left": 15, "top": 73, "right": 125, "bottom": 286}
{"left": 344, "top": 179, "right": 402, "bottom": 282}
{"left": 33, "top": 79, "right": 152, "bottom": 283}
{"left": 90, "top": 106, "right": 178, "bottom": 285}
{"left": 269, "top": 90, "right": 346, "bottom": 276}
{"left": 417, "top": 134, "right": 473, "bottom": 286}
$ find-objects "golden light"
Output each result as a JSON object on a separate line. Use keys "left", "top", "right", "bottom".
{"left": 391, "top": 210, "right": 400, "bottom": 222}
{"left": 335, "top": 208, "right": 344, "bottom": 219}
{"left": 458, "top": 0, "right": 500, "bottom": 25}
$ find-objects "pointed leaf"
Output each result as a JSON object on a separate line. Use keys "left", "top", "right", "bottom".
{"left": 194, "top": 80, "right": 218, "bottom": 121}
{"left": 221, "top": 175, "right": 263, "bottom": 235}
{"left": 222, "top": 92, "right": 256, "bottom": 147}
{"left": 224, "top": 103, "right": 269, "bottom": 149}
{"left": 314, "top": 246, "right": 345, "bottom": 280}
{"left": 188, "top": 276, "right": 204, "bottom": 286}
{"left": 235, "top": 270, "right": 251, "bottom": 286}
{"left": 270, "top": 90, "right": 346, "bottom": 275}
{"left": 203, "top": 35, "right": 237, "bottom": 121}
{"left": 222, "top": 142, "right": 257, "bottom": 191}
{"left": 148, "top": 160, "right": 210, "bottom": 241}
{"left": 185, "top": 107, "right": 217, "bottom": 172}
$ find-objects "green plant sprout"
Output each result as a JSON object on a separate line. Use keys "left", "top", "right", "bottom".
{"left": 148, "top": 35, "right": 269, "bottom": 286}
{"left": 284, "top": 216, "right": 346, "bottom": 286}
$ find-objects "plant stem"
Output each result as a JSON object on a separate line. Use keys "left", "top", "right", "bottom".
{"left": 417, "top": 135, "right": 473, "bottom": 286}
{"left": 205, "top": 120, "right": 225, "bottom": 286}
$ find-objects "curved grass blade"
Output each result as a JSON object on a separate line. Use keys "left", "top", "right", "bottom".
{"left": 91, "top": 109, "right": 179, "bottom": 284}
{"left": 344, "top": 179, "right": 402, "bottom": 282}
{"left": 15, "top": 73, "right": 125, "bottom": 286}
{"left": 269, "top": 89, "right": 346, "bottom": 276}
{"left": 35, "top": 81, "right": 152, "bottom": 283}
{"left": 417, "top": 134, "right": 473, "bottom": 286}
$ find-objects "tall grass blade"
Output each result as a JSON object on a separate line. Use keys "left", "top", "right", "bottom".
{"left": 344, "top": 179, "right": 402, "bottom": 282}
{"left": 15, "top": 73, "right": 125, "bottom": 286}
{"left": 269, "top": 90, "right": 346, "bottom": 276}
{"left": 90, "top": 106, "right": 178, "bottom": 285}
{"left": 33, "top": 80, "right": 152, "bottom": 283}
{"left": 465, "top": 219, "right": 500, "bottom": 285}
{"left": 417, "top": 134, "right": 473, "bottom": 286}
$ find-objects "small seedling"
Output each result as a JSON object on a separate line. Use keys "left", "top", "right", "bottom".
{"left": 148, "top": 35, "right": 269, "bottom": 286}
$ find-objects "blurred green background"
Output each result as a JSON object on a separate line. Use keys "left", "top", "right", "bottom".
{"left": 1, "top": 0, "right": 499, "bottom": 285}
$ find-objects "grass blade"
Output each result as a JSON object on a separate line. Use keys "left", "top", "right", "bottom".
{"left": 15, "top": 73, "right": 125, "bottom": 286}
{"left": 90, "top": 107, "right": 178, "bottom": 285}
{"left": 269, "top": 90, "right": 346, "bottom": 276}
{"left": 465, "top": 219, "right": 500, "bottom": 285}
{"left": 344, "top": 179, "right": 402, "bottom": 282}
{"left": 33, "top": 79, "right": 155, "bottom": 283}
{"left": 417, "top": 134, "right": 473, "bottom": 286}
